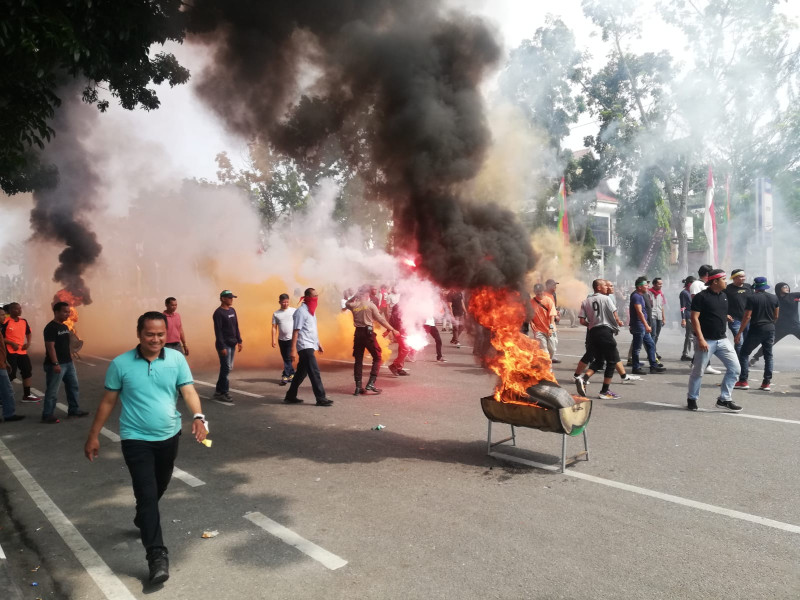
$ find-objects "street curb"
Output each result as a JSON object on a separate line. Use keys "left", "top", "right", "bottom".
{"left": 0, "top": 558, "right": 24, "bottom": 600}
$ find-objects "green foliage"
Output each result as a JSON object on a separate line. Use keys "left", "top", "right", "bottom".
{"left": 615, "top": 170, "right": 672, "bottom": 272}
{"left": 0, "top": 0, "right": 189, "bottom": 194}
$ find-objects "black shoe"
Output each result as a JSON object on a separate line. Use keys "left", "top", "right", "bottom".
{"left": 573, "top": 375, "right": 587, "bottom": 397}
{"left": 353, "top": 385, "right": 365, "bottom": 396}
{"left": 631, "top": 368, "right": 647, "bottom": 375}
{"left": 680, "top": 355, "right": 692, "bottom": 362}
{"left": 716, "top": 398, "right": 743, "bottom": 412}
{"left": 397, "top": 369, "right": 409, "bottom": 376}
{"left": 283, "top": 397, "right": 303, "bottom": 404}
{"left": 551, "top": 358, "right": 562, "bottom": 364}
{"left": 316, "top": 398, "right": 334, "bottom": 407}
{"left": 388, "top": 364, "right": 399, "bottom": 376}
{"left": 656, "top": 353, "right": 662, "bottom": 360}
{"left": 213, "top": 392, "right": 233, "bottom": 404}
{"left": 147, "top": 549, "right": 169, "bottom": 585}
{"left": 41, "top": 415, "right": 60, "bottom": 424}
{"left": 650, "top": 365, "right": 666, "bottom": 373}
{"left": 365, "top": 376, "right": 382, "bottom": 394}
{"left": 67, "top": 410, "right": 89, "bottom": 418}
{"left": 687, "top": 398, "right": 698, "bottom": 411}
{"left": 2, "top": 415, "right": 25, "bottom": 422}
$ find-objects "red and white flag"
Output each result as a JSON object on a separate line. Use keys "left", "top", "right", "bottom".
{"left": 703, "top": 166, "right": 718, "bottom": 265}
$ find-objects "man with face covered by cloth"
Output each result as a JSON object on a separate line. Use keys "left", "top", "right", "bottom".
{"left": 750, "top": 282, "right": 800, "bottom": 367}
{"left": 345, "top": 286, "right": 398, "bottom": 395}
{"left": 284, "top": 288, "right": 333, "bottom": 406}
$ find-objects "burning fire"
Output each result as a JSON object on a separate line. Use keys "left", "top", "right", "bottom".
{"left": 53, "top": 289, "right": 83, "bottom": 332}
{"left": 469, "top": 287, "right": 556, "bottom": 403}
{"left": 402, "top": 258, "right": 417, "bottom": 268}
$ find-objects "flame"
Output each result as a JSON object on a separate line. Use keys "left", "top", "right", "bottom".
{"left": 402, "top": 258, "right": 417, "bottom": 268}
{"left": 469, "top": 287, "right": 556, "bottom": 403}
{"left": 53, "top": 289, "right": 83, "bottom": 332}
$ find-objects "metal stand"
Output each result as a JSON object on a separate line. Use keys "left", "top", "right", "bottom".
{"left": 487, "top": 420, "right": 589, "bottom": 473}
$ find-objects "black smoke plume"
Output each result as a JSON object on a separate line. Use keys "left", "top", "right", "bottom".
{"left": 29, "top": 86, "right": 102, "bottom": 303}
{"left": 187, "top": 0, "right": 536, "bottom": 289}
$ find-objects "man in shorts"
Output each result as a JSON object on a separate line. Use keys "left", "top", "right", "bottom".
{"left": 2, "top": 302, "right": 40, "bottom": 402}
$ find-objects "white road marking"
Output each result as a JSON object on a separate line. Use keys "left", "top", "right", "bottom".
{"left": 76, "top": 359, "right": 97, "bottom": 367}
{"left": 0, "top": 439, "right": 136, "bottom": 599}
{"left": 172, "top": 468, "right": 205, "bottom": 487}
{"left": 83, "top": 354, "right": 112, "bottom": 362}
{"left": 0, "top": 541, "right": 5, "bottom": 559}
{"left": 645, "top": 401, "right": 800, "bottom": 425}
{"left": 244, "top": 512, "right": 348, "bottom": 570}
{"left": 489, "top": 451, "right": 800, "bottom": 535}
{"left": 193, "top": 380, "right": 264, "bottom": 398}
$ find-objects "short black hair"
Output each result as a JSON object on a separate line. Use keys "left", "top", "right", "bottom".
{"left": 592, "top": 279, "right": 604, "bottom": 292}
{"left": 279, "top": 293, "right": 289, "bottom": 301}
{"left": 683, "top": 275, "right": 696, "bottom": 285}
{"left": 137, "top": 311, "right": 168, "bottom": 334}
{"left": 635, "top": 276, "right": 649, "bottom": 287}
{"left": 303, "top": 287, "right": 315, "bottom": 297}
{"left": 165, "top": 297, "right": 176, "bottom": 305}
{"left": 53, "top": 301, "right": 69, "bottom": 312}
{"left": 652, "top": 277, "right": 662, "bottom": 285}
{"left": 698, "top": 264, "right": 713, "bottom": 277}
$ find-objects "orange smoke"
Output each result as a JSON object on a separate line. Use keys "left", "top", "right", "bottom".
{"left": 53, "top": 289, "right": 83, "bottom": 332}
{"left": 469, "top": 287, "right": 556, "bottom": 403}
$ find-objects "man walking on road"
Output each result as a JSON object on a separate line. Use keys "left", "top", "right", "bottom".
{"left": 530, "top": 283, "right": 558, "bottom": 360}
{"left": 163, "top": 297, "right": 189, "bottom": 355}
{"left": 543, "top": 279, "right": 562, "bottom": 363}
{"left": 345, "top": 286, "right": 398, "bottom": 395}
{"left": 0, "top": 328, "right": 25, "bottom": 423}
{"left": 84, "top": 311, "right": 207, "bottom": 585}
{"left": 272, "top": 293, "right": 296, "bottom": 385}
{"left": 679, "top": 276, "right": 695, "bottom": 361}
{"left": 750, "top": 282, "right": 800, "bottom": 366}
{"left": 690, "top": 264, "right": 722, "bottom": 374}
{"left": 734, "top": 277, "right": 778, "bottom": 391}
{"left": 629, "top": 277, "right": 666, "bottom": 375}
{"left": 42, "top": 302, "right": 88, "bottom": 423}
{"left": 284, "top": 288, "right": 332, "bottom": 406}
{"left": 212, "top": 290, "right": 242, "bottom": 403}
{"left": 2, "top": 302, "right": 40, "bottom": 403}
{"left": 724, "top": 269, "right": 752, "bottom": 359}
{"left": 686, "top": 269, "right": 742, "bottom": 412}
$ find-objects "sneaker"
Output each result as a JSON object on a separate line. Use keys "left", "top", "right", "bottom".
{"left": 687, "top": 398, "right": 698, "bottom": 411}
{"left": 716, "top": 398, "right": 743, "bottom": 412}
{"left": 67, "top": 410, "right": 89, "bottom": 418}
{"left": 437, "top": 357, "right": 447, "bottom": 362}
{"left": 680, "top": 355, "right": 692, "bottom": 362}
{"left": 551, "top": 358, "right": 562, "bottom": 364}
{"left": 734, "top": 381, "right": 749, "bottom": 390}
{"left": 288, "top": 374, "right": 294, "bottom": 381}
{"left": 621, "top": 374, "right": 640, "bottom": 383}
{"left": 573, "top": 375, "right": 587, "bottom": 397}
{"left": 397, "top": 369, "right": 410, "bottom": 376}
{"left": 283, "top": 397, "right": 303, "bottom": 404}
{"left": 705, "top": 366, "right": 722, "bottom": 375}
{"left": 650, "top": 365, "right": 666, "bottom": 373}
{"left": 626, "top": 360, "right": 633, "bottom": 367}
{"left": 41, "top": 415, "right": 60, "bottom": 424}
{"left": 388, "top": 364, "right": 400, "bottom": 376}
{"left": 759, "top": 381, "right": 771, "bottom": 391}
{"left": 2, "top": 415, "right": 25, "bottom": 422}
{"left": 748, "top": 357, "right": 758, "bottom": 367}
{"left": 279, "top": 377, "right": 288, "bottom": 386}
{"left": 598, "top": 390, "right": 621, "bottom": 400}
{"left": 315, "top": 398, "right": 334, "bottom": 407}
{"left": 631, "top": 368, "right": 648, "bottom": 375}
{"left": 22, "top": 394, "right": 40, "bottom": 403}
{"left": 656, "top": 353, "right": 662, "bottom": 360}
{"left": 148, "top": 549, "right": 169, "bottom": 585}
{"left": 213, "top": 392, "right": 233, "bottom": 404}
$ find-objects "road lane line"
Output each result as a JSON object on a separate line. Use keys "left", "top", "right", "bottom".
{"left": 0, "top": 542, "right": 5, "bottom": 559}
{"left": 645, "top": 401, "right": 800, "bottom": 425}
{"left": 0, "top": 439, "right": 136, "bottom": 599}
{"left": 83, "top": 354, "right": 112, "bottom": 362}
{"left": 172, "top": 468, "right": 205, "bottom": 487}
{"left": 193, "top": 380, "right": 264, "bottom": 398}
{"left": 244, "top": 512, "right": 348, "bottom": 570}
{"left": 489, "top": 452, "right": 800, "bottom": 535}
{"left": 76, "top": 359, "right": 97, "bottom": 367}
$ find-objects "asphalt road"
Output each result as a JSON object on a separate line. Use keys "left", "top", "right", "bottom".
{"left": 1, "top": 325, "right": 799, "bottom": 599}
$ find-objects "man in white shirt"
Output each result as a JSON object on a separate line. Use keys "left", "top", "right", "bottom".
{"left": 271, "top": 293, "right": 296, "bottom": 385}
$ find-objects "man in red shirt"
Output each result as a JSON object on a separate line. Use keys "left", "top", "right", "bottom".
{"left": 530, "top": 284, "right": 558, "bottom": 359}
{"left": 2, "top": 302, "right": 39, "bottom": 403}
{"left": 163, "top": 297, "right": 189, "bottom": 355}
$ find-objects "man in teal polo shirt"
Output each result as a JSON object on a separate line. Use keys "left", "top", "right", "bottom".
{"left": 84, "top": 311, "right": 207, "bottom": 585}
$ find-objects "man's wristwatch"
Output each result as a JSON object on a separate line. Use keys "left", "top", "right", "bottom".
{"left": 193, "top": 413, "right": 205, "bottom": 421}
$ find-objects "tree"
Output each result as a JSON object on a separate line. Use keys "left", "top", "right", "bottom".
{"left": 1, "top": 0, "right": 189, "bottom": 194}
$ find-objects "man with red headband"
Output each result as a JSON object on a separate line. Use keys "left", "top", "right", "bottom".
{"left": 284, "top": 288, "right": 332, "bottom": 406}
{"left": 687, "top": 269, "right": 742, "bottom": 411}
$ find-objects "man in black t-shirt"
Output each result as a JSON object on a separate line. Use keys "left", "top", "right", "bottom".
{"left": 750, "top": 282, "right": 800, "bottom": 366}
{"left": 686, "top": 269, "right": 742, "bottom": 412}
{"left": 446, "top": 289, "right": 466, "bottom": 347}
{"left": 724, "top": 269, "right": 752, "bottom": 358}
{"left": 734, "top": 277, "right": 779, "bottom": 391}
{"left": 42, "top": 302, "right": 88, "bottom": 423}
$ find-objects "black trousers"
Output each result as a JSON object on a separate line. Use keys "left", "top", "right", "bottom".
{"left": 353, "top": 328, "right": 381, "bottom": 381}
{"left": 121, "top": 433, "right": 180, "bottom": 556}
{"left": 285, "top": 348, "right": 326, "bottom": 401}
{"left": 424, "top": 325, "right": 443, "bottom": 359}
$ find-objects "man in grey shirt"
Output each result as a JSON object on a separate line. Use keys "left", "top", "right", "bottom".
{"left": 283, "top": 288, "right": 332, "bottom": 407}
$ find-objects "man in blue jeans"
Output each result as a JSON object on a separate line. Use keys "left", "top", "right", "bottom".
{"left": 687, "top": 269, "right": 742, "bottom": 411}
{"left": 42, "top": 302, "right": 88, "bottom": 423}
{"left": 724, "top": 268, "right": 752, "bottom": 359}
{"left": 212, "top": 290, "right": 242, "bottom": 403}
{"left": 734, "top": 276, "right": 779, "bottom": 391}
{"left": 0, "top": 329, "right": 25, "bottom": 423}
{"left": 629, "top": 277, "right": 666, "bottom": 375}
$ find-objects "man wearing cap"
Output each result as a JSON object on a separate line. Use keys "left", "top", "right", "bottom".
{"left": 543, "top": 279, "right": 561, "bottom": 363}
{"left": 724, "top": 269, "right": 752, "bottom": 359}
{"left": 629, "top": 276, "right": 665, "bottom": 375}
{"left": 750, "top": 282, "right": 800, "bottom": 366}
{"left": 734, "top": 277, "right": 778, "bottom": 391}
{"left": 284, "top": 288, "right": 332, "bottom": 406}
{"left": 687, "top": 269, "right": 742, "bottom": 411}
{"left": 212, "top": 290, "right": 242, "bottom": 403}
